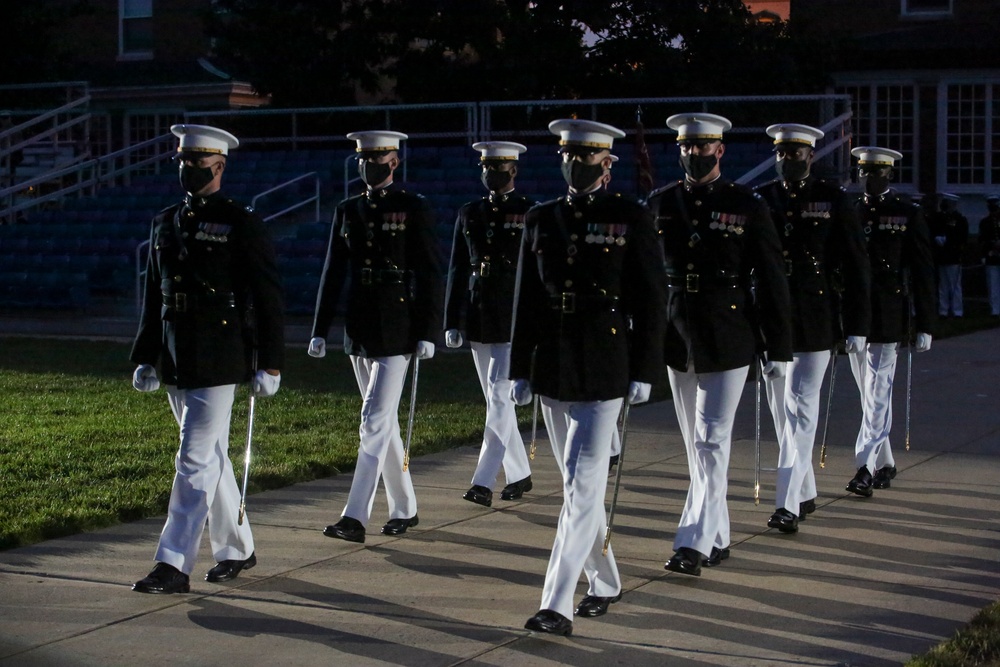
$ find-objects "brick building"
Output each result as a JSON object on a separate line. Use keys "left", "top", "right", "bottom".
{"left": 794, "top": 0, "right": 1000, "bottom": 219}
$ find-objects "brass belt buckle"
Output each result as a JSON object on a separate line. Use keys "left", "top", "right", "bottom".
{"left": 561, "top": 292, "right": 576, "bottom": 314}
{"left": 361, "top": 267, "right": 373, "bottom": 285}
{"left": 480, "top": 261, "right": 491, "bottom": 278}
{"left": 175, "top": 293, "right": 188, "bottom": 312}
{"left": 686, "top": 274, "right": 699, "bottom": 293}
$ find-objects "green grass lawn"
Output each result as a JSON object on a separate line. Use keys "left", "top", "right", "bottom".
{"left": 0, "top": 337, "right": 497, "bottom": 550}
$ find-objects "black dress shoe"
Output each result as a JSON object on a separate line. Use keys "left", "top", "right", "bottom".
{"left": 872, "top": 465, "right": 897, "bottom": 489}
{"left": 574, "top": 592, "right": 622, "bottom": 618}
{"left": 608, "top": 454, "right": 620, "bottom": 473}
{"left": 463, "top": 485, "right": 493, "bottom": 507}
{"left": 205, "top": 552, "right": 257, "bottom": 582}
{"left": 846, "top": 466, "right": 874, "bottom": 497}
{"left": 524, "top": 609, "right": 573, "bottom": 635}
{"left": 382, "top": 515, "right": 419, "bottom": 535}
{"left": 132, "top": 562, "right": 190, "bottom": 594}
{"left": 702, "top": 546, "right": 731, "bottom": 567}
{"left": 323, "top": 516, "right": 366, "bottom": 543}
{"left": 665, "top": 547, "right": 702, "bottom": 577}
{"left": 767, "top": 508, "right": 799, "bottom": 533}
{"left": 500, "top": 476, "right": 533, "bottom": 501}
{"left": 799, "top": 498, "right": 816, "bottom": 521}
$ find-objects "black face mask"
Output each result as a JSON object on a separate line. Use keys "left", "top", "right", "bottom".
{"left": 679, "top": 154, "right": 718, "bottom": 182}
{"left": 482, "top": 169, "right": 512, "bottom": 192}
{"left": 860, "top": 174, "right": 891, "bottom": 196}
{"left": 359, "top": 160, "right": 392, "bottom": 187}
{"left": 179, "top": 163, "right": 215, "bottom": 194}
{"left": 776, "top": 159, "right": 810, "bottom": 182}
{"left": 561, "top": 160, "right": 605, "bottom": 192}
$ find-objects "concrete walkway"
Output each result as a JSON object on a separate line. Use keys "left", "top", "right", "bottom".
{"left": 1, "top": 329, "right": 998, "bottom": 666}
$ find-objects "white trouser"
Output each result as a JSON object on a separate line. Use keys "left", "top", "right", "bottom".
{"left": 156, "top": 384, "right": 253, "bottom": 575}
{"left": 343, "top": 355, "right": 417, "bottom": 526}
{"left": 849, "top": 343, "right": 898, "bottom": 471}
{"left": 938, "top": 264, "right": 963, "bottom": 316}
{"left": 610, "top": 421, "right": 622, "bottom": 457}
{"left": 668, "top": 366, "right": 747, "bottom": 558}
{"left": 469, "top": 342, "right": 530, "bottom": 488}
{"left": 985, "top": 265, "right": 1000, "bottom": 316}
{"left": 765, "top": 350, "right": 829, "bottom": 514}
{"left": 538, "top": 397, "right": 623, "bottom": 619}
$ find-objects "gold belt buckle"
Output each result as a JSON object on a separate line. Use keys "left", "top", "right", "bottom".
{"left": 361, "top": 267, "right": 373, "bottom": 285}
{"left": 480, "top": 261, "right": 491, "bottom": 278}
{"left": 686, "top": 274, "right": 699, "bottom": 293}
{"left": 561, "top": 292, "right": 576, "bottom": 314}
{"left": 175, "top": 293, "right": 188, "bottom": 312}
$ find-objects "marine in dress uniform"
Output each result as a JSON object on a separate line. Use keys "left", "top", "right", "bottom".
{"left": 979, "top": 196, "right": 1000, "bottom": 316}
{"left": 753, "top": 123, "right": 871, "bottom": 533}
{"left": 309, "top": 130, "right": 444, "bottom": 543}
{"left": 444, "top": 141, "right": 534, "bottom": 507}
{"left": 647, "top": 113, "right": 792, "bottom": 576}
{"left": 130, "top": 124, "right": 285, "bottom": 594}
{"left": 928, "top": 193, "right": 969, "bottom": 318}
{"left": 845, "top": 147, "right": 936, "bottom": 497}
{"left": 511, "top": 119, "right": 666, "bottom": 635}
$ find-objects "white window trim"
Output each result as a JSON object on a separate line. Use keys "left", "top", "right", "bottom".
{"left": 118, "top": 0, "right": 153, "bottom": 60}
{"left": 937, "top": 80, "right": 997, "bottom": 193}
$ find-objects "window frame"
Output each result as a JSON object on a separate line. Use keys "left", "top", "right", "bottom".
{"left": 937, "top": 79, "right": 1000, "bottom": 192}
{"left": 836, "top": 80, "right": 920, "bottom": 190}
{"left": 118, "top": 0, "right": 154, "bottom": 61}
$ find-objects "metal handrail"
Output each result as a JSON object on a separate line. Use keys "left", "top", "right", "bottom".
{"left": 250, "top": 172, "right": 322, "bottom": 223}
{"left": 735, "top": 110, "right": 854, "bottom": 185}
{"left": 0, "top": 133, "right": 174, "bottom": 217}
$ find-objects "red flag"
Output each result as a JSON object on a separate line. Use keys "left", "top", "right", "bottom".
{"left": 635, "top": 114, "right": 654, "bottom": 197}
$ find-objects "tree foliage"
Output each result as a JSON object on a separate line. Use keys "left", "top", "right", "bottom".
{"left": 0, "top": 1, "right": 95, "bottom": 86}
{"left": 205, "top": 0, "right": 833, "bottom": 107}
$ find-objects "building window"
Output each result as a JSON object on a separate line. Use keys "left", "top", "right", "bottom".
{"left": 120, "top": 0, "right": 153, "bottom": 59}
{"left": 126, "top": 112, "right": 180, "bottom": 175}
{"left": 943, "top": 83, "right": 997, "bottom": 188}
{"left": 901, "top": 0, "right": 953, "bottom": 17}
{"left": 838, "top": 83, "right": 917, "bottom": 186}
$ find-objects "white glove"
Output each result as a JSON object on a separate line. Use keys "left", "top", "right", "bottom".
{"left": 416, "top": 341, "right": 435, "bottom": 360}
{"left": 845, "top": 336, "right": 867, "bottom": 353}
{"left": 915, "top": 332, "right": 932, "bottom": 352}
{"left": 627, "top": 381, "right": 651, "bottom": 405}
{"left": 510, "top": 379, "right": 533, "bottom": 406}
{"left": 308, "top": 337, "right": 326, "bottom": 358}
{"left": 132, "top": 364, "right": 160, "bottom": 392}
{"left": 934, "top": 236, "right": 946, "bottom": 246}
{"left": 445, "top": 329, "right": 463, "bottom": 348}
{"left": 762, "top": 359, "right": 787, "bottom": 379}
{"left": 253, "top": 370, "right": 281, "bottom": 397}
